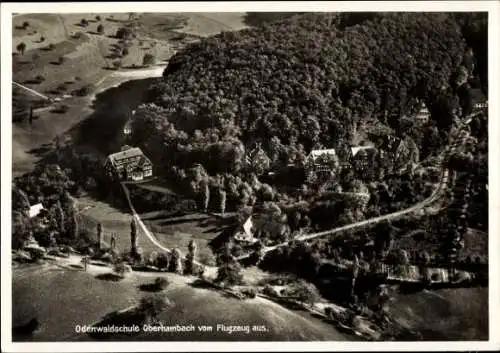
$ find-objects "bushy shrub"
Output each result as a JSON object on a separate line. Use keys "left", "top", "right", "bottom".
{"left": 116, "top": 27, "right": 133, "bottom": 40}
{"left": 138, "top": 294, "right": 172, "bottom": 323}
{"left": 72, "top": 85, "right": 93, "bottom": 97}
{"left": 142, "top": 53, "right": 155, "bottom": 66}
{"left": 242, "top": 287, "right": 257, "bottom": 298}
{"left": 52, "top": 104, "right": 69, "bottom": 114}
{"left": 262, "top": 284, "right": 279, "bottom": 297}
{"left": 34, "top": 75, "right": 45, "bottom": 83}
{"left": 97, "top": 24, "right": 104, "bottom": 34}
{"left": 113, "top": 262, "right": 131, "bottom": 278}
{"left": 156, "top": 252, "right": 170, "bottom": 270}
{"left": 153, "top": 277, "right": 169, "bottom": 290}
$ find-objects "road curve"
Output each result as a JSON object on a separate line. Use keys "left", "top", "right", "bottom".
{"left": 237, "top": 118, "right": 472, "bottom": 260}
{"left": 119, "top": 113, "right": 472, "bottom": 265}
{"left": 120, "top": 182, "right": 218, "bottom": 276}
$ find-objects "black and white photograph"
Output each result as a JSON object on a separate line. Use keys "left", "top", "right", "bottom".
{"left": 1, "top": 1, "right": 499, "bottom": 352}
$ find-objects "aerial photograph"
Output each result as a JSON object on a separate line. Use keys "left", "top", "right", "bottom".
{"left": 7, "top": 9, "right": 489, "bottom": 344}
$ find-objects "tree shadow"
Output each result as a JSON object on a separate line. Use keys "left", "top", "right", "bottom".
{"left": 187, "top": 279, "right": 237, "bottom": 299}
{"left": 138, "top": 283, "right": 163, "bottom": 292}
{"left": 27, "top": 145, "right": 52, "bottom": 156}
{"left": 88, "top": 309, "right": 144, "bottom": 340}
{"left": 23, "top": 79, "right": 42, "bottom": 85}
{"left": 95, "top": 272, "right": 123, "bottom": 281}
{"left": 208, "top": 224, "right": 237, "bottom": 251}
{"left": 12, "top": 317, "right": 39, "bottom": 341}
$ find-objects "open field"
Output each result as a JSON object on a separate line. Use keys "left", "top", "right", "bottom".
{"left": 13, "top": 264, "right": 348, "bottom": 341}
{"left": 77, "top": 195, "right": 162, "bottom": 255}
{"left": 144, "top": 213, "right": 227, "bottom": 266}
{"left": 171, "top": 13, "right": 248, "bottom": 37}
{"left": 387, "top": 287, "right": 488, "bottom": 340}
{"left": 12, "top": 12, "right": 250, "bottom": 177}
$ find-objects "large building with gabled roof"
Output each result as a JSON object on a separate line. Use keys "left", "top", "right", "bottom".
{"left": 104, "top": 146, "right": 153, "bottom": 182}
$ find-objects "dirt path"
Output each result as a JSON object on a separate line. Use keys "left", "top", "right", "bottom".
{"left": 13, "top": 81, "right": 50, "bottom": 100}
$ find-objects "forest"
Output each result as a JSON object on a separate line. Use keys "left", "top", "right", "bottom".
{"left": 128, "top": 13, "right": 486, "bottom": 230}
{"left": 12, "top": 12, "right": 488, "bottom": 259}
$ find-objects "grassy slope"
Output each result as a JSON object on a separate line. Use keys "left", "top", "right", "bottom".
{"left": 145, "top": 213, "right": 222, "bottom": 266}
{"left": 13, "top": 267, "right": 348, "bottom": 341}
{"left": 12, "top": 13, "right": 247, "bottom": 177}
{"left": 387, "top": 287, "right": 488, "bottom": 340}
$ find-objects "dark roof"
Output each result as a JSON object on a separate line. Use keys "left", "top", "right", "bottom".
{"left": 470, "top": 88, "right": 486, "bottom": 103}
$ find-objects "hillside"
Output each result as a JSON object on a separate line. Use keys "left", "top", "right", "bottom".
{"left": 128, "top": 13, "right": 471, "bottom": 212}
{"left": 13, "top": 267, "right": 349, "bottom": 341}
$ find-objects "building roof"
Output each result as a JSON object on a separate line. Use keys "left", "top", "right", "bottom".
{"left": 242, "top": 216, "right": 253, "bottom": 237}
{"left": 123, "top": 119, "right": 132, "bottom": 132}
{"left": 246, "top": 144, "right": 270, "bottom": 164}
{"left": 29, "top": 203, "right": 45, "bottom": 218}
{"left": 309, "top": 149, "right": 336, "bottom": 161}
{"left": 107, "top": 147, "right": 149, "bottom": 166}
{"left": 470, "top": 88, "right": 486, "bottom": 103}
{"left": 350, "top": 145, "right": 375, "bottom": 158}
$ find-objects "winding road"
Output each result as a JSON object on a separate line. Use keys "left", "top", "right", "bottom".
{"left": 118, "top": 111, "right": 474, "bottom": 266}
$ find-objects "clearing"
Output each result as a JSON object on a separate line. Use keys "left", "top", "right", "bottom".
{"left": 387, "top": 287, "right": 488, "bottom": 340}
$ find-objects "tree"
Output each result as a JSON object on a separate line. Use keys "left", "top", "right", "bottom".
{"left": 130, "top": 218, "right": 137, "bottom": 256}
{"left": 97, "top": 24, "right": 104, "bottom": 34}
{"left": 142, "top": 53, "right": 155, "bottom": 67}
{"left": 95, "top": 15, "right": 102, "bottom": 21}
{"left": 216, "top": 244, "right": 243, "bottom": 285}
{"left": 219, "top": 189, "right": 227, "bottom": 215}
{"left": 22, "top": 21, "right": 30, "bottom": 29}
{"left": 113, "top": 262, "right": 129, "bottom": 278}
{"left": 156, "top": 252, "right": 170, "bottom": 270}
{"left": 54, "top": 200, "right": 65, "bottom": 235}
{"left": 138, "top": 294, "right": 172, "bottom": 324}
{"left": 112, "top": 60, "right": 122, "bottom": 70}
{"left": 291, "top": 280, "right": 321, "bottom": 306}
{"left": 39, "top": 36, "right": 45, "bottom": 42}
{"left": 96, "top": 222, "right": 102, "bottom": 251}
{"left": 80, "top": 18, "right": 89, "bottom": 27}
{"left": 169, "top": 248, "right": 183, "bottom": 274}
{"left": 116, "top": 27, "right": 133, "bottom": 40}
{"left": 58, "top": 56, "right": 65, "bottom": 65}
{"left": 16, "top": 42, "right": 26, "bottom": 55}
{"left": 202, "top": 182, "right": 210, "bottom": 212}
{"left": 184, "top": 239, "right": 197, "bottom": 275}
{"left": 122, "top": 47, "right": 129, "bottom": 56}
{"left": 69, "top": 204, "right": 79, "bottom": 239}
{"left": 153, "top": 277, "right": 169, "bottom": 291}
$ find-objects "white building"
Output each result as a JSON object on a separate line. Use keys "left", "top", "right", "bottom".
{"left": 28, "top": 203, "right": 45, "bottom": 218}
{"left": 234, "top": 216, "right": 258, "bottom": 244}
